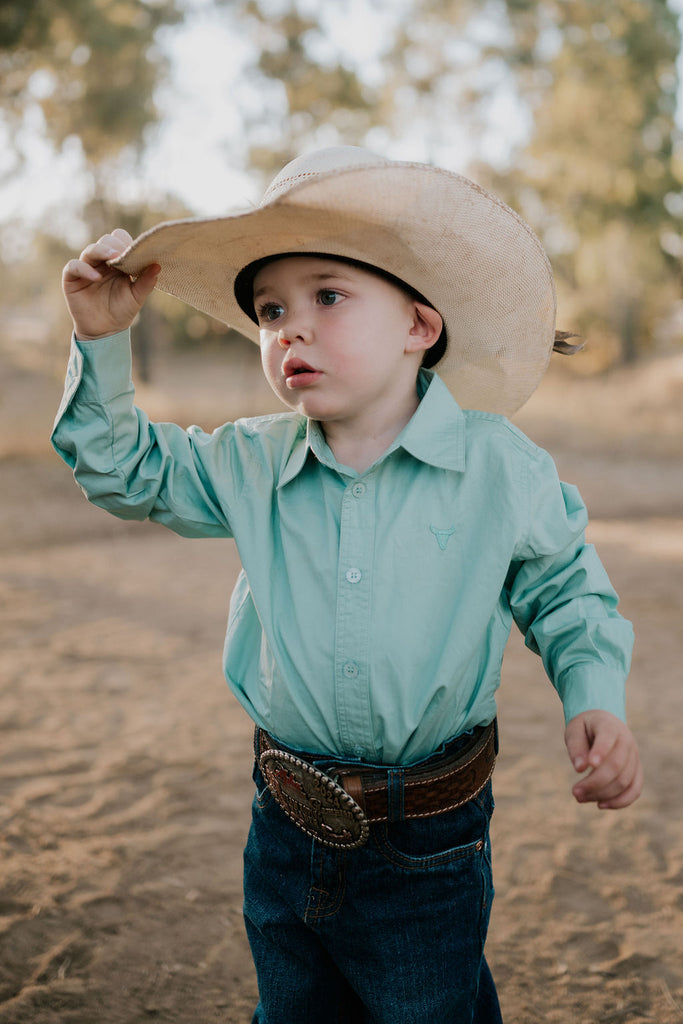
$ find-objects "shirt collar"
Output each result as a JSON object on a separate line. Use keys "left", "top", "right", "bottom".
{"left": 277, "top": 419, "right": 339, "bottom": 488}
{"left": 397, "top": 369, "right": 466, "bottom": 472}
{"left": 277, "top": 369, "right": 466, "bottom": 488}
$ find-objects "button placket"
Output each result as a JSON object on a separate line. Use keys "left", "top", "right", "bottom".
{"left": 333, "top": 477, "right": 375, "bottom": 756}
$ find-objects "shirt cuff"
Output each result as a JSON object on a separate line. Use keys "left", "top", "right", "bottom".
{"left": 557, "top": 663, "right": 628, "bottom": 724}
{"left": 51, "top": 330, "right": 133, "bottom": 452}
{"left": 73, "top": 330, "right": 133, "bottom": 403}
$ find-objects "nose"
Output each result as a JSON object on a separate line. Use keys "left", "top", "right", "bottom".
{"left": 277, "top": 326, "right": 313, "bottom": 348}
{"left": 273, "top": 303, "right": 314, "bottom": 347}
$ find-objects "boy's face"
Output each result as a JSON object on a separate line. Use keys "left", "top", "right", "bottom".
{"left": 254, "top": 256, "right": 440, "bottom": 429}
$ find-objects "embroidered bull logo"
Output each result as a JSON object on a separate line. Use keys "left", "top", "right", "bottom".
{"left": 429, "top": 524, "right": 456, "bottom": 550}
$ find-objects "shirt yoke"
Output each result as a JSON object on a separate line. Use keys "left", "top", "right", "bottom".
{"left": 463, "top": 408, "right": 546, "bottom": 463}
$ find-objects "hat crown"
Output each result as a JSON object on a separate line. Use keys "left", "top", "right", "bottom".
{"left": 262, "top": 145, "right": 389, "bottom": 204}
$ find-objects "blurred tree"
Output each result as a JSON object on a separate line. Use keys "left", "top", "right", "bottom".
{"left": 229, "top": 0, "right": 384, "bottom": 178}
{"left": 0, "top": 0, "right": 188, "bottom": 381}
{"left": 3, "top": 0, "right": 682, "bottom": 372}
{"left": 486, "top": 0, "right": 683, "bottom": 366}
{"left": 382, "top": 0, "right": 683, "bottom": 365}
{"left": 236, "top": 0, "right": 683, "bottom": 365}
{"left": 0, "top": 0, "right": 181, "bottom": 167}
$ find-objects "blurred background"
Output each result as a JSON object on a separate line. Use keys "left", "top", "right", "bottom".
{"left": 3, "top": 0, "right": 683, "bottom": 440}
{"left": 2, "top": 4, "right": 683, "bottom": 1023}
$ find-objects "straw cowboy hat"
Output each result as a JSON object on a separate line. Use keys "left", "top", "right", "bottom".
{"left": 111, "top": 145, "right": 558, "bottom": 416}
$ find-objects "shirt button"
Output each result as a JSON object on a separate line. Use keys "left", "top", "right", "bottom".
{"left": 343, "top": 662, "right": 359, "bottom": 678}
{"left": 352, "top": 482, "right": 366, "bottom": 497}
{"left": 345, "top": 568, "right": 362, "bottom": 584}
{"left": 353, "top": 746, "right": 365, "bottom": 758}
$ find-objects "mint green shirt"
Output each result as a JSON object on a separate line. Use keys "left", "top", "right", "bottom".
{"left": 51, "top": 331, "right": 632, "bottom": 764}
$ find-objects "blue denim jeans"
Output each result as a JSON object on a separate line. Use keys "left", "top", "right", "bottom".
{"left": 243, "top": 745, "right": 503, "bottom": 1024}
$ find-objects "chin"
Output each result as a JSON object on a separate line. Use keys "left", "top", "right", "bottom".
{"left": 294, "top": 399, "right": 343, "bottom": 423}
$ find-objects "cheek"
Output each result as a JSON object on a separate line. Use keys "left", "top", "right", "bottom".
{"left": 259, "top": 333, "right": 279, "bottom": 377}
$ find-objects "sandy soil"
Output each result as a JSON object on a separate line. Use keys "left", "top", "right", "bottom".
{"left": 1, "top": 348, "right": 683, "bottom": 1023}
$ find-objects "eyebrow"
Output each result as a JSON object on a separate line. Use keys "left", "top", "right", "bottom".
{"left": 253, "top": 270, "right": 354, "bottom": 301}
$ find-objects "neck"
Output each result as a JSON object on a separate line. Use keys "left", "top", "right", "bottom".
{"left": 321, "top": 395, "right": 420, "bottom": 474}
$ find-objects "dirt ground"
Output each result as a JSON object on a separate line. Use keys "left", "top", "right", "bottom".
{"left": 1, "top": 345, "right": 683, "bottom": 1023}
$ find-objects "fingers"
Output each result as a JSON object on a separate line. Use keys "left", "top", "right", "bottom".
{"left": 130, "top": 262, "right": 161, "bottom": 305}
{"left": 566, "top": 711, "right": 643, "bottom": 810}
{"left": 572, "top": 737, "right": 642, "bottom": 808}
{"left": 62, "top": 257, "right": 103, "bottom": 285}
{"left": 579, "top": 718, "right": 620, "bottom": 771}
{"left": 79, "top": 231, "right": 132, "bottom": 267}
{"left": 63, "top": 231, "right": 159, "bottom": 300}
{"left": 564, "top": 715, "right": 592, "bottom": 772}
{"left": 110, "top": 228, "right": 134, "bottom": 245}
{"left": 61, "top": 228, "right": 159, "bottom": 340}
{"left": 63, "top": 231, "right": 134, "bottom": 287}
{"left": 595, "top": 759, "right": 644, "bottom": 810}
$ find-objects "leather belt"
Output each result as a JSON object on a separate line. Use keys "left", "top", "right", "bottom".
{"left": 257, "top": 721, "right": 497, "bottom": 850}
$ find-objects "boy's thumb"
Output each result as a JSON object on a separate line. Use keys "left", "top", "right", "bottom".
{"left": 131, "top": 263, "right": 161, "bottom": 306}
{"left": 565, "top": 716, "right": 591, "bottom": 773}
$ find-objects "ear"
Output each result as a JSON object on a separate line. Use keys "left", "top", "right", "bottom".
{"left": 405, "top": 302, "right": 443, "bottom": 355}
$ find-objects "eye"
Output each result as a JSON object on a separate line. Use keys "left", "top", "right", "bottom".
{"left": 318, "top": 289, "right": 342, "bottom": 306}
{"left": 256, "top": 301, "right": 284, "bottom": 323}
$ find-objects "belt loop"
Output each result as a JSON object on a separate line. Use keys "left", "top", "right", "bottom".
{"left": 386, "top": 768, "right": 404, "bottom": 822}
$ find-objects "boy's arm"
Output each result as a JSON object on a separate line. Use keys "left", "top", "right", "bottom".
{"left": 506, "top": 447, "right": 642, "bottom": 809}
{"left": 54, "top": 231, "right": 241, "bottom": 538}
{"left": 51, "top": 330, "right": 235, "bottom": 538}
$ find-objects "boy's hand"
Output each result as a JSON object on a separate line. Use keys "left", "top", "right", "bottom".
{"left": 565, "top": 710, "right": 643, "bottom": 809}
{"left": 62, "top": 229, "right": 160, "bottom": 341}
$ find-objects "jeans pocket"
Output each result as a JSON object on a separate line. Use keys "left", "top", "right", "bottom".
{"left": 372, "top": 781, "right": 493, "bottom": 869}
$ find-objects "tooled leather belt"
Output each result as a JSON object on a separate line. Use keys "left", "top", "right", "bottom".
{"left": 257, "top": 720, "right": 497, "bottom": 850}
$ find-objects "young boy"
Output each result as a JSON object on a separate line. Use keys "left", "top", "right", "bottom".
{"left": 54, "top": 146, "right": 642, "bottom": 1023}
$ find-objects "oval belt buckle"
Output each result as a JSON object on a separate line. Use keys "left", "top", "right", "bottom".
{"left": 259, "top": 748, "right": 370, "bottom": 850}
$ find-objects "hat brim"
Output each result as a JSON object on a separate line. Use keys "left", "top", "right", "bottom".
{"left": 111, "top": 162, "right": 556, "bottom": 416}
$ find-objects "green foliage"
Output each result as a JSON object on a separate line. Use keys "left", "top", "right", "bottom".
{"left": 0, "top": 0, "right": 182, "bottom": 163}
{"left": 500, "top": 0, "right": 679, "bottom": 224}
{"left": 487, "top": 0, "right": 683, "bottom": 364}
{"left": 2, "top": 0, "right": 682, "bottom": 368}
{"left": 237, "top": 0, "right": 381, "bottom": 177}
{"left": 0, "top": 0, "right": 188, "bottom": 379}
{"left": 373, "top": 0, "right": 683, "bottom": 364}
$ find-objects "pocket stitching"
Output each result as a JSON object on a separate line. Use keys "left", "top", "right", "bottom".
{"left": 371, "top": 826, "right": 486, "bottom": 871}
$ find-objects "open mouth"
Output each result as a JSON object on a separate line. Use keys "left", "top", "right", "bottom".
{"left": 282, "top": 358, "right": 322, "bottom": 388}
{"left": 283, "top": 358, "right": 315, "bottom": 374}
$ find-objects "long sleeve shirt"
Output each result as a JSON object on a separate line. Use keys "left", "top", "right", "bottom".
{"left": 51, "top": 330, "right": 633, "bottom": 765}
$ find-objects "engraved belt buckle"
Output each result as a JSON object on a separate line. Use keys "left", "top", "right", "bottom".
{"left": 259, "top": 748, "right": 370, "bottom": 850}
